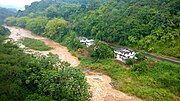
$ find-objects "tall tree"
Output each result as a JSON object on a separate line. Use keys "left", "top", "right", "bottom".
{"left": 45, "top": 18, "right": 69, "bottom": 42}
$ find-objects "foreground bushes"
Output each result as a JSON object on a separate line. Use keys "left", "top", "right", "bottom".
{"left": 0, "top": 40, "right": 90, "bottom": 101}
{"left": 0, "top": 25, "right": 10, "bottom": 36}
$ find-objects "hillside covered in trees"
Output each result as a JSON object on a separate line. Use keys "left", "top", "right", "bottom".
{"left": 4, "top": 0, "right": 180, "bottom": 58}
{"left": 17, "top": 0, "right": 106, "bottom": 21}
{"left": 0, "top": 7, "right": 16, "bottom": 24}
{"left": 74, "top": 0, "right": 180, "bottom": 58}
{"left": 4, "top": 0, "right": 107, "bottom": 51}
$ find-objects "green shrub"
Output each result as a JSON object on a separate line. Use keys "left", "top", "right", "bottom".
{"left": 25, "top": 94, "right": 54, "bottom": 101}
{"left": 0, "top": 25, "right": 10, "bottom": 36}
{"left": 125, "top": 58, "right": 134, "bottom": 65}
{"left": 88, "top": 40, "right": 113, "bottom": 59}
{"left": 61, "top": 32, "right": 82, "bottom": 51}
{"left": 135, "top": 52, "right": 145, "bottom": 60}
{"left": 22, "top": 37, "right": 52, "bottom": 51}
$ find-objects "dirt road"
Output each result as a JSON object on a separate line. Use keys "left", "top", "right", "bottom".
{"left": 6, "top": 26, "right": 142, "bottom": 101}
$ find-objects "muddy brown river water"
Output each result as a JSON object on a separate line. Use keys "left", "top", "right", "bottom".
{"left": 6, "top": 26, "right": 142, "bottom": 101}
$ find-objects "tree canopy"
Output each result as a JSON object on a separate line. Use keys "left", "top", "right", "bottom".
{"left": 0, "top": 25, "right": 10, "bottom": 36}
{"left": 4, "top": 0, "right": 180, "bottom": 57}
{"left": 88, "top": 41, "right": 113, "bottom": 59}
{"left": 73, "top": 0, "right": 180, "bottom": 58}
{"left": 0, "top": 7, "right": 16, "bottom": 24}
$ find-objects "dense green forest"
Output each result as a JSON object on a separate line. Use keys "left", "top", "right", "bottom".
{"left": 16, "top": 0, "right": 106, "bottom": 21}
{"left": 0, "top": 25, "right": 10, "bottom": 36}
{"left": 74, "top": 0, "right": 180, "bottom": 58}
{"left": 4, "top": 0, "right": 106, "bottom": 51}
{"left": 0, "top": 25, "right": 90, "bottom": 101}
{"left": 0, "top": 7, "right": 16, "bottom": 24}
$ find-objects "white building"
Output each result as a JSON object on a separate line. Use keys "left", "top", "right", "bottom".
{"left": 86, "top": 39, "right": 94, "bottom": 47}
{"left": 78, "top": 36, "right": 87, "bottom": 44}
{"left": 78, "top": 36, "right": 94, "bottom": 47}
{"left": 114, "top": 48, "right": 137, "bottom": 62}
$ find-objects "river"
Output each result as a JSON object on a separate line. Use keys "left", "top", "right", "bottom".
{"left": 6, "top": 26, "right": 142, "bottom": 101}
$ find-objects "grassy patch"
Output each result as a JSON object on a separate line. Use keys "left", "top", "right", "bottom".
{"left": 22, "top": 37, "right": 52, "bottom": 51}
{"left": 79, "top": 56, "right": 180, "bottom": 101}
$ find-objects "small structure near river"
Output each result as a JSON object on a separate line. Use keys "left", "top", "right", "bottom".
{"left": 114, "top": 48, "right": 137, "bottom": 62}
{"left": 78, "top": 36, "right": 94, "bottom": 47}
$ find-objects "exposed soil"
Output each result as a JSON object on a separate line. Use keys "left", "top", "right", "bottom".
{"left": 85, "top": 71, "right": 142, "bottom": 101}
{"left": 5, "top": 26, "right": 142, "bottom": 101}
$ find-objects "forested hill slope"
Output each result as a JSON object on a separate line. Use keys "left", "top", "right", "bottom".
{"left": 0, "top": 7, "right": 16, "bottom": 24}
{"left": 74, "top": 0, "right": 180, "bottom": 58}
{"left": 4, "top": 0, "right": 180, "bottom": 58}
{"left": 17, "top": 0, "right": 106, "bottom": 21}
